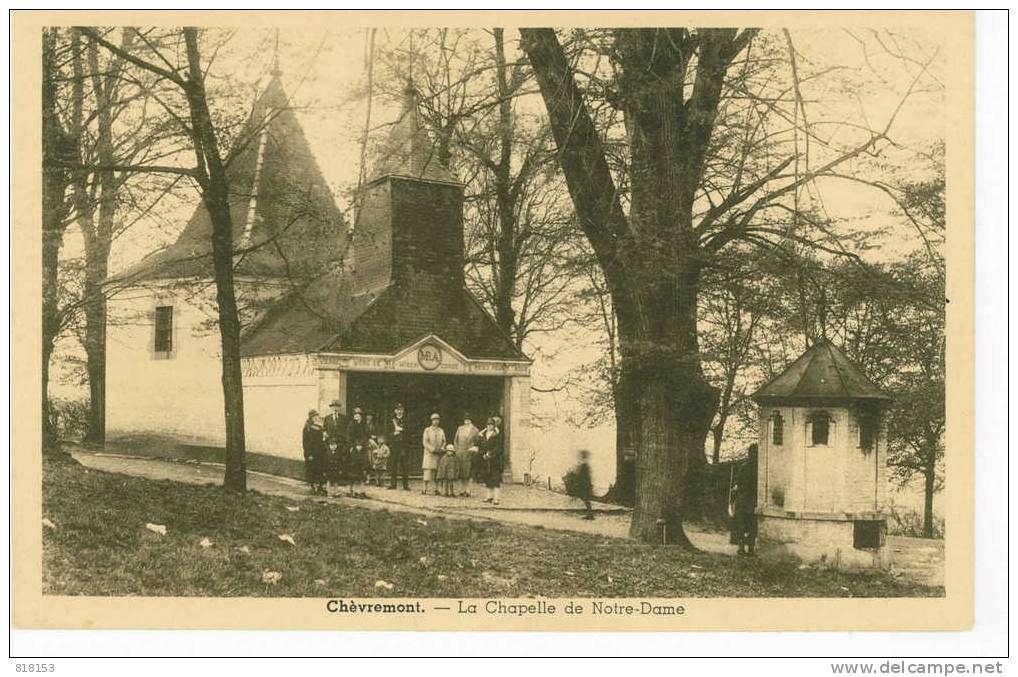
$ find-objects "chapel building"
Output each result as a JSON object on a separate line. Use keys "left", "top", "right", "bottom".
{"left": 106, "top": 73, "right": 532, "bottom": 478}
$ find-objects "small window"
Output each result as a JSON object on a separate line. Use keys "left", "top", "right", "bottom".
{"left": 808, "top": 412, "right": 830, "bottom": 446}
{"left": 853, "top": 520, "right": 885, "bottom": 549}
{"left": 154, "top": 305, "right": 174, "bottom": 353}
{"left": 858, "top": 413, "right": 878, "bottom": 451}
{"left": 771, "top": 412, "right": 784, "bottom": 446}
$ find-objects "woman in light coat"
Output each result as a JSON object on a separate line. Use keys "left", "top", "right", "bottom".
{"left": 421, "top": 412, "right": 446, "bottom": 496}
{"left": 453, "top": 414, "right": 480, "bottom": 497}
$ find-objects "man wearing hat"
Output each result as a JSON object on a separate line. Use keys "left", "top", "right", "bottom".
{"left": 347, "top": 406, "right": 369, "bottom": 488}
{"left": 323, "top": 400, "right": 348, "bottom": 495}
{"left": 421, "top": 412, "right": 447, "bottom": 495}
{"left": 388, "top": 403, "right": 411, "bottom": 491}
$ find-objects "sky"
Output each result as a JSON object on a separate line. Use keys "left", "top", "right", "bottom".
{"left": 54, "top": 25, "right": 947, "bottom": 494}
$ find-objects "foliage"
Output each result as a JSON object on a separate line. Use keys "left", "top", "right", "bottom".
{"left": 42, "top": 460, "right": 941, "bottom": 597}
{"left": 48, "top": 398, "right": 91, "bottom": 441}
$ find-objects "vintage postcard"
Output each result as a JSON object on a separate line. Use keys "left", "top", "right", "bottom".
{"left": 11, "top": 9, "right": 974, "bottom": 632}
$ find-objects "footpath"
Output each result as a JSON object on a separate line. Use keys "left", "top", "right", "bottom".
{"left": 65, "top": 446, "right": 943, "bottom": 586}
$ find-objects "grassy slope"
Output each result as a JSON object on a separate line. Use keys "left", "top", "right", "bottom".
{"left": 42, "top": 460, "right": 942, "bottom": 598}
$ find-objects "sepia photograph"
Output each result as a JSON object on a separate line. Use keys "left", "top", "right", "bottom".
{"left": 11, "top": 9, "right": 982, "bottom": 636}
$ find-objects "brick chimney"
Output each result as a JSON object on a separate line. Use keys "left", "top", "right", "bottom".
{"left": 350, "top": 86, "right": 465, "bottom": 294}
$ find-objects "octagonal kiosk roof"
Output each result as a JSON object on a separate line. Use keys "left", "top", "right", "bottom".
{"left": 752, "top": 338, "right": 891, "bottom": 406}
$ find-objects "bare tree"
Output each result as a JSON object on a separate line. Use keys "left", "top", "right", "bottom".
{"left": 42, "top": 28, "right": 83, "bottom": 451}
{"left": 520, "top": 27, "right": 933, "bottom": 544}
{"left": 81, "top": 27, "right": 251, "bottom": 490}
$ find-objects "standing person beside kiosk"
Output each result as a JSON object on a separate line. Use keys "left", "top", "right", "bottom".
{"left": 730, "top": 444, "right": 760, "bottom": 556}
{"left": 421, "top": 413, "right": 446, "bottom": 496}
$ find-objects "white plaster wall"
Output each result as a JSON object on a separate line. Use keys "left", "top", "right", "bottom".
{"left": 244, "top": 388, "right": 317, "bottom": 460}
{"left": 802, "top": 408, "right": 842, "bottom": 513}
{"left": 106, "top": 285, "right": 225, "bottom": 446}
{"left": 760, "top": 406, "right": 798, "bottom": 510}
{"left": 759, "top": 515, "right": 887, "bottom": 569}
{"left": 505, "top": 375, "right": 532, "bottom": 481}
{"left": 759, "top": 404, "right": 887, "bottom": 516}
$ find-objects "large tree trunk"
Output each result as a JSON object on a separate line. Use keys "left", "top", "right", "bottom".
{"left": 41, "top": 28, "right": 75, "bottom": 453}
{"left": 521, "top": 28, "right": 739, "bottom": 544}
{"left": 81, "top": 238, "right": 109, "bottom": 444}
{"left": 184, "top": 29, "right": 247, "bottom": 491}
{"left": 610, "top": 368, "right": 637, "bottom": 505}
{"left": 79, "top": 36, "right": 121, "bottom": 446}
{"left": 624, "top": 277, "right": 716, "bottom": 544}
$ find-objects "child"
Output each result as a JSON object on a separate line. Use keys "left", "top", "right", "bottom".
{"left": 347, "top": 440, "right": 368, "bottom": 498}
{"left": 571, "top": 449, "right": 595, "bottom": 520}
{"left": 325, "top": 438, "right": 342, "bottom": 497}
{"left": 436, "top": 443, "right": 458, "bottom": 497}
{"left": 369, "top": 434, "right": 390, "bottom": 487}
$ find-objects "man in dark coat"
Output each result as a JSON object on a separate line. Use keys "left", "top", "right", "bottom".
{"left": 323, "top": 400, "right": 348, "bottom": 493}
{"left": 731, "top": 444, "right": 759, "bottom": 556}
{"left": 388, "top": 403, "right": 411, "bottom": 491}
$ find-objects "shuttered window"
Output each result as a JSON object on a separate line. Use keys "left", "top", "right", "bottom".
{"left": 859, "top": 414, "right": 877, "bottom": 451}
{"left": 154, "top": 306, "right": 173, "bottom": 353}
{"left": 771, "top": 412, "right": 784, "bottom": 446}
{"left": 808, "top": 412, "right": 830, "bottom": 446}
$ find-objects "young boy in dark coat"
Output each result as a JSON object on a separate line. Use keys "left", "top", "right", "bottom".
{"left": 574, "top": 449, "right": 595, "bottom": 520}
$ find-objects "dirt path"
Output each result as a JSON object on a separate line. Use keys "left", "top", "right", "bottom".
{"left": 66, "top": 447, "right": 942, "bottom": 586}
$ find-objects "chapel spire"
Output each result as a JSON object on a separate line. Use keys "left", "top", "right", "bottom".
{"left": 367, "top": 82, "right": 458, "bottom": 185}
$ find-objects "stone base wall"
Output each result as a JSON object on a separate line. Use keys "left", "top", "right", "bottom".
{"left": 758, "top": 514, "right": 888, "bottom": 569}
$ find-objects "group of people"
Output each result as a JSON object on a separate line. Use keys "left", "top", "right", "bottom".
{"left": 301, "top": 402, "right": 505, "bottom": 504}
{"left": 301, "top": 400, "right": 413, "bottom": 498}
{"left": 421, "top": 412, "right": 505, "bottom": 504}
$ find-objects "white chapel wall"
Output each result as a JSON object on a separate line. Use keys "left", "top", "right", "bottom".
{"left": 242, "top": 354, "right": 318, "bottom": 461}
{"left": 106, "top": 284, "right": 226, "bottom": 446}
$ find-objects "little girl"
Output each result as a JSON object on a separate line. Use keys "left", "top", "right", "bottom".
{"left": 436, "top": 443, "right": 458, "bottom": 497}
{"left": 369, "top": 434, "right": 390, "bottom": 487}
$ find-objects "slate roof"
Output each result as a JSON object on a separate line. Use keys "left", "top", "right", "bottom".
{"left": 367, "top": 86, "right": 459, "bottom": 186}
{"left": 237, "top": 86, "right": 523, "bottom": 362}
{"left": 239, "top": 269, "right": 524, "bottom": 361}
{"left": 115, "top": 75, "right": 347, "bottom": 283}
{"left": 753, "top": 339, "right": 891, "bottom": 403}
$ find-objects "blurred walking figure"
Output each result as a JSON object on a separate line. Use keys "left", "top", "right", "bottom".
{"left": 566, "top": 449, "right": 595, "bottom": 520}
{"left": 301, "top": 410, "right": 327, "bottom": 495}
{"left": 730, "top": 444, "right": 760, "bottom": 556}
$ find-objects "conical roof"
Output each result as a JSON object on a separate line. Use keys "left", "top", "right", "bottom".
{"left": 753, "top": 339, "right": 891, "bottom": 403}
{"left": 116, "top": 74, "right": 346, "bottom": 283}
{"left": 367, "top": 86, "right": 459, "bottom": 185}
